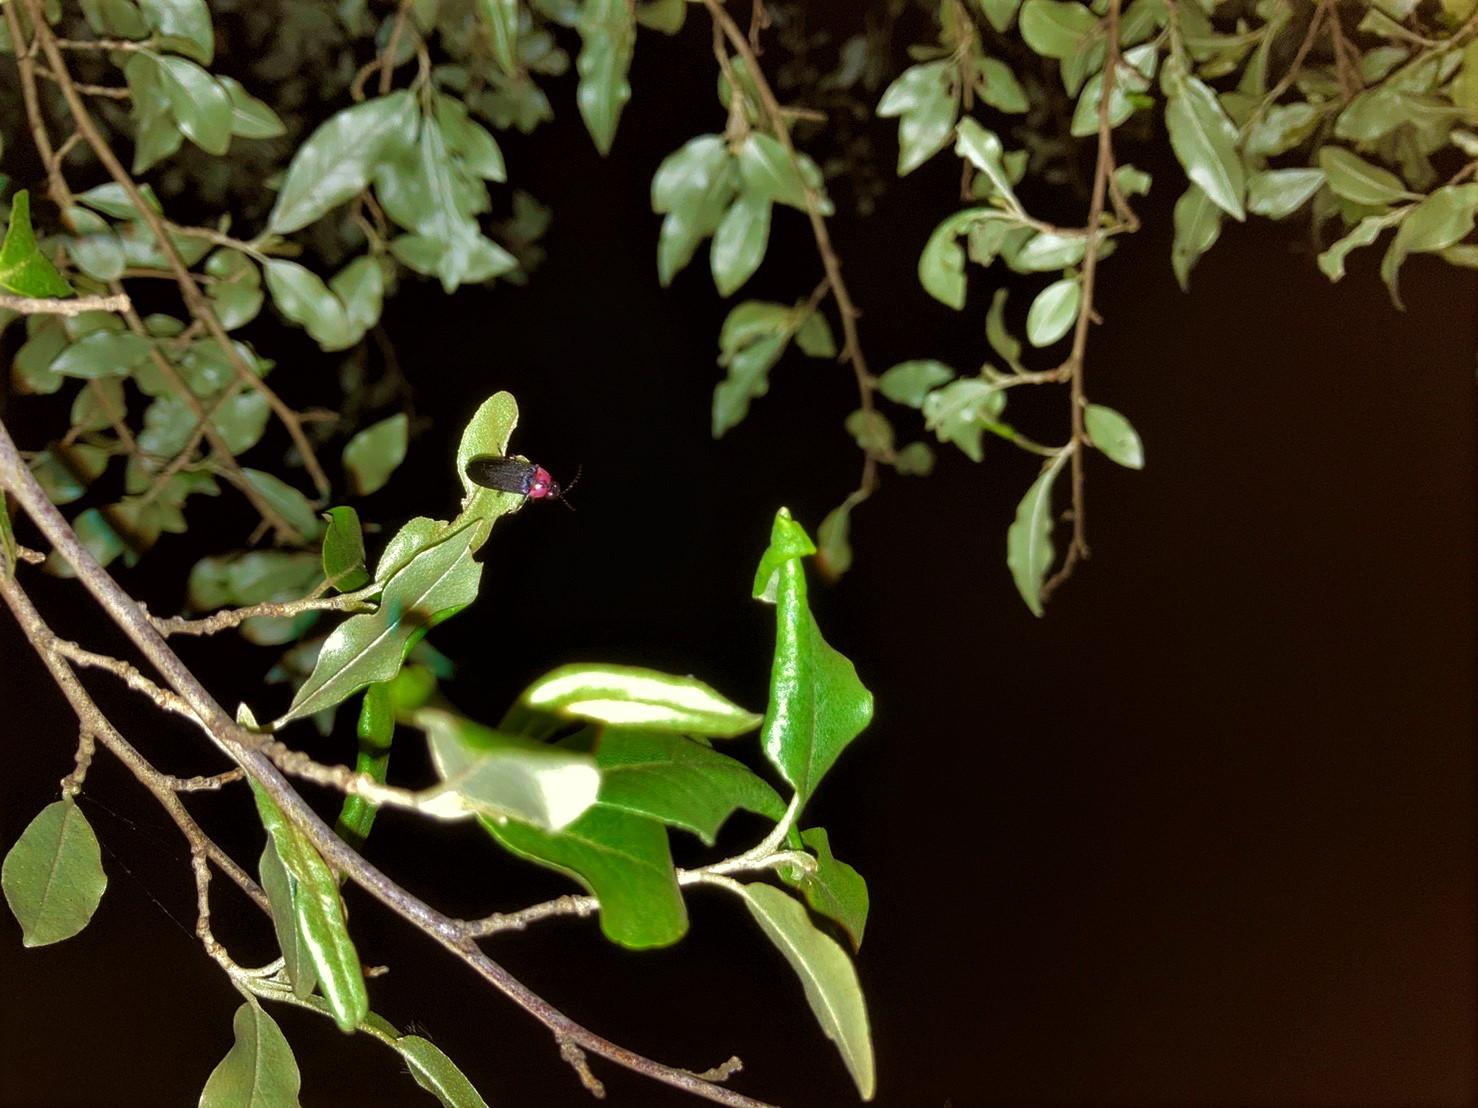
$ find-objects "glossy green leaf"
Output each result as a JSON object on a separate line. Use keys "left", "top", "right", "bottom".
{"left": 893, "top": 442, "right": 936, "bottom": 476}
{"left": 270, "top": 91, "right": 418, "bottom": 234}
{"left": 2, "top": 800, "right": 107, "bottom": 947}
{"left": 484, "top": 805, "right": 687, "bottom": 949}
{"left": 975, "top": 57, "right": 1029, "bottom": 113}
{"left": 1245, "top": 102, "right": 1321, "bottom": 158}
{"left": 780, "top": 827, "right": 868, "bottom": 950}
{"left": 1246, "top": 168, "right": 1325, "bottom": 219}
{"left": 1163, "top": 60, "right": 1246, "bottom": 220}
{"left": 816, "top": 500, "right": 853, "bottom": 579}
{"left": 1019, "top": 0, "right": 1097, "bottom": 59}
{"left": 343, "top": 414, "right": 409, "bottom": 497}
{"left": 1171, "top": 183, "right": 1224, "bottom": 291}
{"left": 241, "top": 468, "right": 321, "bottom": 541}
{"left": 138, "top": 0, "right": 213, "bottom": 63}
{"left": 737, "top": 133, "right": 832, "bottom": 214}
{"left": 64, "top": 208, "right": 126, "bottom": 282}
{"left": 0, "top": 192, "right": 74, "bottom": 299}
{"left": 416, "top": 709, "right": 600, "bottom": 829}
{"left": 1084, "top": 403, "right": 1144, "bottom": 468}
{"left": 575, "top": 0, "right": 635, "bottom": 155}
{"left": 264, "top": 259, "right": 353, "bottom": 350}
{"left": 258, "top": 841, "right": 317, "bottom": 999}
{"left": 218, "top": 76, "right": 286, "bottom": 139}
{"left": 732, "top": 882, "right": 874, "bottom": 1100}
{"left": 711, "top": 191, "right": 771, "bottom": 296}
{"left": 1317, "top": 147, "right": 1414, "bottom": 207}
{"left": 33, "top": 445, "right": 110, "bottom": 505}
{"left": 1013, "top": 231, "right": 1088, "bottom": 272}
{"left": 398, "top": 1036, "right": 491, "bottom": 1108}
{"left": 1316, "top": 212, "right": 1401, "bottom": 282}
{"left": 50, "top": 331, "right": 152, "bottom": 379}
{"left": 251, "top": 785, "right": 368, "bottom": 1032}
{"left": 977, "top": 0, "right": 1021, "bottom": 31}
{"left": 321, "top": 506, "right": 370, "bottom": 592}
{"left": 434, "top": 95, "right": 506, "bottom": 182}
{"left": 986, "top": 288, "right": 1026, "bottom": 372}
{"left": 954, "top": 120, "right": 1020, "bottom": 209}
{"left": 1380, "top": 184, "right": 1478, "bottom": 307}
{"left": 589, "top": 728, "right": 784, "bottom": 845}
{"left": 754, "top": 510, "right": 872, "bottom": 806}
{"left": 877, "top": 359, "right": 955, "bottom": 407}
{"left": 1006, "top": 450, "right": 1069, "bottom": 616}
{"left": 277, "top": 522, "right": 483, "bottom": 725}
{"left": 330, "top": 256, "right": 385, "bottom": 338}
{"left": 794, "top": 311, "right": 837, "bottom": 358}
{"left": 199, "top": 1002, "right": 302, "bottom": 1108}
{"left": 518, "top": 663, "right": 762, "bottom": 737}
{"left": 1025, "top": 277, "right": 1080, "bottom": 347}
{"left": 454, "top": 390, "right": 522, "bottom": 517}
{"left": 335, "top": 682, "right": 395, "bottom": 849}
{"left": 652, "top": 135, "right": 739, "bottom": 286}
{"left": 151, "top": 54, "right": 232, "bottom": 156}
{"left": 921, "top": 378, "right": 1003, "bottom": 462}
{"left": 713, "top": 301, "right": 791, "bottom": 437}
{"left": 877, "top": 61, "right": 958, "bottom": 175}
{"left": 845, "top": 410, "right": 894, "bottom": 456}
{"left": 919, "top": 208, "right": 1007, "bottom": 309}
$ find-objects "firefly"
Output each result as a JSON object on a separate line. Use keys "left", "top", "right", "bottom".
{"left": 464, "top": 455, "right": 577, "bottom": 506}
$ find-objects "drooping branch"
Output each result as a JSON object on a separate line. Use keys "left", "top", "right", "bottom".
{"left": 0, "top": 416, "right": 773, "bottom": 1108}
{"left": 0, "top": 291, "right": 132, "bottom": 316}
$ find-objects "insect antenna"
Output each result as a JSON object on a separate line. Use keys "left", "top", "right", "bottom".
{"left": 556, "top": 464, "right": 582, "bottom": 511}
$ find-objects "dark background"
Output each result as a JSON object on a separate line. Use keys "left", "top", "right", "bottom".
{"left": 3, "top": 9, "right": 1475, "bottom": 1107}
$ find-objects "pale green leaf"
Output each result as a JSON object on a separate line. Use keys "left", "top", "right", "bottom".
{"left": 199, "top": 1003, "right": 302, "bottom": 1108}
{"left": 1163, "top": 60, "right": 1246, "bottom": 220}
{"left": 1025, "top": 277, "right": 1080, "bottom": 347}
{"left": 343, "top": 414, "right": 409, "bottom": 497}
{"left": 1006, "top": 450, "right": 1069, "bottom": 616}
{"left": 1084, "top": 403, "right": 1144, "bottom": 468}
{"left": 2, "top": 800, "right": 107, "bottom": 947}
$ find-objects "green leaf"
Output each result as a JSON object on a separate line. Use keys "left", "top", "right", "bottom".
{"left": 0, "top": 192, "right": 74, "bottom": 299}
{"left": 517, "top": 663, "right": 762, "bottom": 737}
{"left": 335, "top": 682, "right": 396, "bottom": 849}
{"left": 484, "top": 805, "right": 687, "bottom": 948}
{"left": 893, "top": 441, "right": 935, "bottom": 476}
{"left": 730, "top": 882, "right": 874, "bottom": 1100}
{"left": 199, "top": 1002, "right": 302, "bottom": 1108}
{"left": 651, "top": 135, "right": 738, "bottom": 286}
{"left": 779, "top": 827, "right": 868, "bottom": 950}
{"left": 64, "top": 208, "right": 126, "bottom": 282}
{"left": 258, "top": 841, "right": 317, "bottom": 999}
{"left": 986, "top": 288, "right": 1025, "bottom": 372}
{"left": 1070, "top": 43, "right": 1156, "bottom": 136}
{"left": 75, "top": 182, "right": 163, "bottom": 222}
{"left": 1025, "top": 277, "right": 1080, "bottom": 347}
{"left": 975, "top": 57, "right": 1029, "bottom": 113}
{"left": 919, "top": 208, "right": 1007, "bottom": 309}
{"left": 0, "top": 495, "right": 16, "bottom": 578}
{"left": 50, "top": 331, "right": 152, "bottom": 379}
{"left": 434, "top": 94, "right": 506, "bottom": 182}
{"left": 330, "top": 256, "right": 385, "bottom": 338}
{"left": 713, "top": 301, "right": 791, "bottom": 437}
{"left": 1163, "top": 60, "right": 1246, "bottom": 220}
{"left": 575, "top": 0, "right": 635, "bottom": 156}
{"left": 263, "top": 259, "right": 353, "bottom": 350}
{"left": 589, "top": 729, "right": 785, "bottom": 845}
{"left": 270, "top": 91, "right": 418, "bottom": 234}
{"left": 2, "top": 800, "right": 107, "bottom": 947}
{"left": 954, "top": 120, "right": 1020, "bottom": 209}
{"left": 1246, "top": 168, "right": 1325, "bottom": 220}
{"left": 845, "top": 410, "right": 894, "bottom": 455}
{"left": 218, "top": 76, "right": 286, "bottom": 139}
{"left": 877, "top": 360, "right": 955, "bottom": 407}
{"left": 454, "top": 390, "right": 520, "bottom": 504}
{"left": 877, "top": 61, "right": 959, "bottom": 176}
{"left": 1171, "top": 183, "right": 1224, "bottom": 291}
{"left": 152, "top": 54, "right": 232, "bottom": 156}
{"left": 737, "top": 133, "right": 832, "bottom": 214}
{"left": 1013, "top": 231, "right": 1088, "bottom": 272}
{"left": 977, "top": 0, "right": 1022, "bottom": 30}
{"left": 1245, "top": 102, "right": 1321, "bottom": 158}
{"left": 1317, "top": 147, "right": 1414, "bottom": 207}
{"left": 1380, "top": 184, "right": 1478, "bottom": 306}
{"left": 1316, "top": 212, "right": 1401, "bottom": 282}
{"left": 343, "top": 413, "right": 409, "bottom": 497}
{"left": 1007, "top": 450, "right": 1069, "bottom": 616}
{"left": 922, "top": 378, "right": 1004, "bottom": 462}
{"left": 1019, "top": 0, "right": 1097, "bottom": 59}
{"left": 276, "top": 522, "right": 483, "bottom": 725}
{"left": 1084, "top": 403, "right": 1144, "bottom": 468}
{"left": 755, "top": 509, "right": 873, "bottom": 806}
{"left": 794, "top": 311, "right": 836, "bottom": 358}
{"left": 397, "top": 1036, "right": 490, "bottom": 1108}
{"left": 711, "top": 191, "right": 771, "bottom": 296}
{"left": 138, "top": 0, "right": 213, "bottom": 63}
{"left": 815, "top": 500, "right": 854, "bottom": 579}
{"left": 416, "top": 709, "right": 601, "bottom": 829}
{"left": 241, "top": 468, "right": 321, "bottom": 541}
{"left": 251, "top": 785, "right": 368, "bottom": 1032}
{"left": 321, "top": 506, "right": 370, "bottom": 592}
{"left": 477, "top": 0, "right": 521, "bottom": 76}
{"left": 32, "top": 445, "right": 109, "bottom": 505}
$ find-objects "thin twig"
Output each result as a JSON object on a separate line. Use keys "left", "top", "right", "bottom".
{"left": 0, "top": 291, "right": 132, "bottom": 316}
{"left": 148, "top": 583, "right": 382, "bottom": 636}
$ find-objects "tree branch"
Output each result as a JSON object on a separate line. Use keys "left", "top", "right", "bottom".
{"left": 0, "top": 291, "right": 132, "bottom": 316}
{"left": 0, "top": 416, "right": 774, "bottom": 1108}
